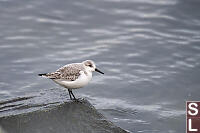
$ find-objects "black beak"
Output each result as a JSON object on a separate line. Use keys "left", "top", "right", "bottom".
{"left": 95, "top": 68, "right": 104, "bottom": 74}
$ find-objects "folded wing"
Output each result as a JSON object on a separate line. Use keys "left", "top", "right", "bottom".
{"left": 43, "top": 63, "right": 84, "bottom": 81}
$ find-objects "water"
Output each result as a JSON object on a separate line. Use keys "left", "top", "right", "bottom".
{"left": 0, "top": 0, "right": 200, "bottom": 132}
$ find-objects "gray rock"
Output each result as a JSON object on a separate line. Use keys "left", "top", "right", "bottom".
{"left": 0, "top": 89, "right": 128, "bottom": 133}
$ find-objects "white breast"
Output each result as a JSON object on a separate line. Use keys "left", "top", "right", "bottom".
{"left": 53, "top": 71, "right": 92, "bottom": 89}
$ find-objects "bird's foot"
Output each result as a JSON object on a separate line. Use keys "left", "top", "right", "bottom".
{"left": 72, "top": 97, "right": 83, "bottom": 103}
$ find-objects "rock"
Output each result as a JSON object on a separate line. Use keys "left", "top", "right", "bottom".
{"left": 0, "top": 89, "right": 128, "bottom": 133}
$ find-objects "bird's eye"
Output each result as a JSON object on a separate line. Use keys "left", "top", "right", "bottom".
{"left": 89, "top": 64, "right": 92, "bottom": 67}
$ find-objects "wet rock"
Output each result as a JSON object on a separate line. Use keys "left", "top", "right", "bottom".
{"left": 0, "top": 96, "right": 128, "bottom": 133}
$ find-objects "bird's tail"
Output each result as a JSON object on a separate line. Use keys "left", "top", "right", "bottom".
{"left": 38, "top": 73, "right": 47, "bottom": 76}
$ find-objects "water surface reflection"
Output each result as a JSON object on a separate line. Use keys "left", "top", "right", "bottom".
{"left": 0, "top": 0, "right": 200, "bottom": 132}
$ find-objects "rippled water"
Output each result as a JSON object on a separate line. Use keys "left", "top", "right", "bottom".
{"left": 0, "top": 0, "right": 200, "bottom": 132}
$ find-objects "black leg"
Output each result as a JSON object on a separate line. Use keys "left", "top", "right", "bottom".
{"left": 70, "top": 90, "right": 76, "bottom": 100}
{"left": 68, "top": 89, "right": 72, "bottom": 100}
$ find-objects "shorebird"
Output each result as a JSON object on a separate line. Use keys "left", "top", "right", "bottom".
{"left": 38, "top": 60, "right": 104, "bottom": 100}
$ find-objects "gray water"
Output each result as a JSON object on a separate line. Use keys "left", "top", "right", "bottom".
{"left": 0, "top": 0, "right": 200, "bottom": 132}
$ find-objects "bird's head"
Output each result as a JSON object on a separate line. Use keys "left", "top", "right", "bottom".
{"left": 82, "top": 60, "right": 104, "bottom": 74}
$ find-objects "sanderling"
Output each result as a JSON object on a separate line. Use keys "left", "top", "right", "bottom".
{"left": 38, "top": 60, "right": 104, "bottom": 100}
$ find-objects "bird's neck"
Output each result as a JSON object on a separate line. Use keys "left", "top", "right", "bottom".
{"left": 84, "top": 69, "right": 92, "bottom": 76}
